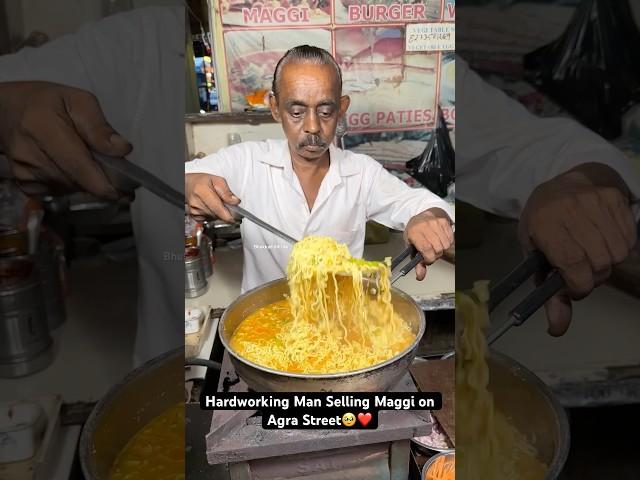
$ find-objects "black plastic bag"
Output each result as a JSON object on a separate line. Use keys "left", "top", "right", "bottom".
{"left": 406, "top": 106, "right": 455, "bottom": 197}
{"left": 524, "top": 0, "right": 640, "bottom": 139}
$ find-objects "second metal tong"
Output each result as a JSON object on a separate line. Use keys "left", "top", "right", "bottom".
{"left": 486, "top": 250, "right": 565, "bottom": 345}
{"left": 390, "top": 246, "right": 424, "bottom": 284}
{"left": 390, "top": 223, "right": 455, "bottom": 284}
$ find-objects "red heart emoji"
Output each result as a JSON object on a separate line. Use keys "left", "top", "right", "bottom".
{"left": 357, "top": 412, "right": 372, "bottom": 427}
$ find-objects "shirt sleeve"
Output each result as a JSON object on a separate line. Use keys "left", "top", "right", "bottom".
{"left": 365, "top": 157, "right": 455, "bottom": 230}
{"left": 456, "top": 56, "right": 640, "bottom": 219}
{"left": 184, "top": 143, "right": 251, "bottom": 199}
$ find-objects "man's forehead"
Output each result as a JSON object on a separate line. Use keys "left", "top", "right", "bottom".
{"left": 278, "top": 62, "right": 340, "bottom": 92}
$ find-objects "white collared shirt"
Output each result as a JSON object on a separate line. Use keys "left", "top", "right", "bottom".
{"left": 185, "top": 139, "right": 454, "bottom": 292}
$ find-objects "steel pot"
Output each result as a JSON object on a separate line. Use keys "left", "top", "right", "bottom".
{"left": 219, "top": 277, "right": 426, "bottom": 392}
{"left": 79, "top": 348, "right": 183, "bottom": 480}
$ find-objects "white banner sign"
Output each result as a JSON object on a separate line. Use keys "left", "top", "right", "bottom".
{"left": 405, "top": 23, "right": 455, "bottom": 52}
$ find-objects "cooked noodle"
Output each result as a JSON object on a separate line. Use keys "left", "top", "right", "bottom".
{"left": 426, "top": 454, "right": 455, "bottom": 480}
{"left": 457, "top": 282, "right": 547, "bottom": 480}
{"left": 229, "top": 236, "right": 414, "bottom": 373}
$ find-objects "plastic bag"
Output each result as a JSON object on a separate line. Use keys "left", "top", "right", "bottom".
{"left": 406, "top": 106, "right": 455, "bottom": 197}
{"left": 524, "top": 0, "right": 640, "bottom": 139}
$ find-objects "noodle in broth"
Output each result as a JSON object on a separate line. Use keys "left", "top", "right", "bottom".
{"left": 230, "top": 236, "right": 414, "bottom": 373}
{"left": 110, "top": 403, "right": 184, "bottom": 480}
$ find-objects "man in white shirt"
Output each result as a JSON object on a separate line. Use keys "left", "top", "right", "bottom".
{"left": 0, "top": 7, "right": 637, "bottom": 363}
{"left": 185, "top": 45, "right": 455, "bottom": 293}
{"left": 456, "top": 58, "right": 639, "bottom": 335}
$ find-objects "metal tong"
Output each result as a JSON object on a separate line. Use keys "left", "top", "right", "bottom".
{"left": 486, "top": 250, "right": 565, "bottom": 345}
{"left": 390, "top": 246, "right": 424, "bottom": 284}
{"left": 94, "top": 154, "right": 185, "bottom": 210}
{"left": 389, "top": 223, "right": 455, "bottom": 284}
{"left": 225, "top": 204, "right": 297, "bottom": 244}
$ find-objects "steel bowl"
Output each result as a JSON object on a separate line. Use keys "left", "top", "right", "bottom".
{"left": 422, "top": 451, "right": 455, "bottom": 479}
{"left": 219, "top": 277, "right": 425, "bottom": 392}
{"left": 486, "top": 351, "right": 570, "bottom": 479}
{"left": 79, "top": 349, "right": 183, "bottom": 480}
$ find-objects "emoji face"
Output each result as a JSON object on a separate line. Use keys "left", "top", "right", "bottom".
{"left": 342, "top": 412, "right": 356, "bottom": 427}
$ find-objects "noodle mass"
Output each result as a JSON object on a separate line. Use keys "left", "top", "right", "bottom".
{"left": 230, "top": 236, "right": 414, "bottom": 373}
{"left": 457, "top": 282, "right": 547, "bottom": 480}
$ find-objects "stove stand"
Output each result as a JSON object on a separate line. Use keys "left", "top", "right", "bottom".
{"left": 206, "top": 352, "right": 431, "bottom": 480}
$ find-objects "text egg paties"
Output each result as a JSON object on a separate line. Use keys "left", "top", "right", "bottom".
{"left": 230, "top": 236, "right": 415, "bottom": 374}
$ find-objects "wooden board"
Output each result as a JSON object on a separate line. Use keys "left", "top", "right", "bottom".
{"left": 410, "top": 359, "right": 455, "bottom": 445}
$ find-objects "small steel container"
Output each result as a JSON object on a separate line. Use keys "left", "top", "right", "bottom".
{"left": 185, "top": 248, "right": 208, "bottom": 298}
{"left": 0, "top": 259, "right": 52, "bottom": 378}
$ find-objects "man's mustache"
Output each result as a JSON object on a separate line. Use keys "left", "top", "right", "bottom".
{"left": 298, "top": 135, "right": 328, "bottom": 148}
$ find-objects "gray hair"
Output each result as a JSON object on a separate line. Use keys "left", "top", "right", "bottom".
{"left": 271, "top": 45, "right": 342, "bottom": 99}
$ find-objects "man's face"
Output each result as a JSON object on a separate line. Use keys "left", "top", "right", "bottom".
{"left": 270, "top": 62, "right": 350, "bottom": 162}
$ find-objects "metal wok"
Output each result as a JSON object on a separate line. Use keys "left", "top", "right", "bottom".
{"left": 219, "top": 277, "right": 426, "bottom": 392}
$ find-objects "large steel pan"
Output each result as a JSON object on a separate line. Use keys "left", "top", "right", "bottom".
{"left": 219, "top": 277, "right": 426, "bottom": 392}
{"left": 79, "top": 348, "right": 183, "bottom": 480}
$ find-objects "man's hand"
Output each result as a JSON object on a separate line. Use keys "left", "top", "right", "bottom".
{"left": 519, "top": 163, "right": 637, "bottom": 336}
{"left": 404, "top": 208, "right": 454, "bottom": 280}
{"left": 185, "top": 173, "right": 240, "bottom": 223}
{"left": 0, "top": 81, "right": 132, "bottom": 199}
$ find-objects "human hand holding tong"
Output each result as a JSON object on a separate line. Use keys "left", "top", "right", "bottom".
{"left": 486, "top": 250, "right": 565, "bottom": 345}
